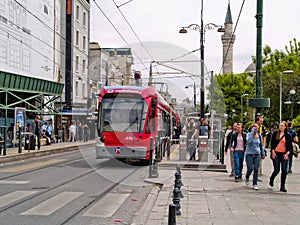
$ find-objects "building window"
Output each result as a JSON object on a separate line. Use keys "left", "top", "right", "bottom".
{"left": 22, "top": 48, "right": 30, "bottom": 71}
{"left": 82, "top": 59, "right": 86, "bottom": 74}
{"left": 76, "top": 5, "right": 79, "bottom": 20}
{"left": 75, "top": 81, "right": 79, "bottom": 97}
{"left": 83, "top": 11, "right": 86, "bottom": 26}
{"left": 76, "top": 30, "right": 79, "bottom": 46}
{"left": 0, "top": 0, "right": 5, "bottom": 15}
{"left": 83, "top": 83, "right": 86, "bottom": 98}
{"left": 10, "top": 44, "right": 21, "bottom": 69}
{"left": 0, "top": 40, "right": 7, "bottom": 63}
{"left": 82, "top": 35, "right": 86, "bottom": 50}
{"left": 75, "top": 56, "right": 79, "bottom": 71}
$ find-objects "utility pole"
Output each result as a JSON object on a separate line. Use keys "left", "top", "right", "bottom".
{"left": 248, "top": 0, "right": 270, "bottom": 115}
{"left": 200, "top": 0, "right": 205, "bottom": 119}
{"left": 255, "top": 0, "right": 263, "bottom": 115}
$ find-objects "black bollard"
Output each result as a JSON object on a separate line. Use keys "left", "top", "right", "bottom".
{"left": 176, "top": 165, "right": 184, "bottom": 186}
{"left": 172, "top": 187, "right": 181, "bottom": 215}
{"left": 168, "top": 204, "right": 176, "bottom": 225}
{"left": 174, "top": 171, "right": 183, "bottom": 198}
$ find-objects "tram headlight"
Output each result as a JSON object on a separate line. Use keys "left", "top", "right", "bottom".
{"left": 100, "top": 134, "right": 106, "bottom": 143}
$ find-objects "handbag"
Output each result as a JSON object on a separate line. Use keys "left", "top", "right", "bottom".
{"left": 292, "top": 142, "right": 300, "bottom": 157}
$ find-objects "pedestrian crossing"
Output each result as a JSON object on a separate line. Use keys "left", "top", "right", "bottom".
{"left": 0, "top": 190, "right": 131, "bottom": 218}
{"left": 21, "top": 192, "right": 83, "bottom": 216}
{"left": 83, "top": 193, "right": 130, "bottom": 217}
{"left": 0, "top": 191, "right": 38, "bottom": 208}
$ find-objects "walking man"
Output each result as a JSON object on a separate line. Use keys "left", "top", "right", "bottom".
{"left": 230, "top": 123, "right": 247, "bottom": 182}
{"left": 256, "top": 116, "right": 266, "bottom": 181}
{"left": 225, "top": 122, "right": 237, "bottom": 177}
{"left": 287, "top": 121, "right": 298, "bottom": 173}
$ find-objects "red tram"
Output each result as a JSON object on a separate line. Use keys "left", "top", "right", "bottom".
{"left": 96, "top": 86, "right": 178, "bottom": 161}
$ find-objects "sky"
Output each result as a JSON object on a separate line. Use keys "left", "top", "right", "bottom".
{"left": 90, "top": 0, "right": 300, "bottom": 102}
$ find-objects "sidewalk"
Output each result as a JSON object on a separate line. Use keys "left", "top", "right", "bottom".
{"left": 0, "top": 140, "right": 95, "bottom": 163}
{"left": 138, "top": 146, "right": 300, "bottom": 225}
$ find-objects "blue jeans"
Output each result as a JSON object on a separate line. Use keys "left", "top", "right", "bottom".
{"left": 234, "top": 151, "right": 245, "bottom": 177}
{"left": 270, "top": 153, "right": 289, "bottom": 187}
{"left": 245, "top": 154, "right": 261, "bottom": 185}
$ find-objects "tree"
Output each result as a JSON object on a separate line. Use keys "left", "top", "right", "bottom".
{"left": 261, "top": 39, "right": 300, "bottom": 126}
{"left": 212, "top": 73, "right": 254, "bottom": 126}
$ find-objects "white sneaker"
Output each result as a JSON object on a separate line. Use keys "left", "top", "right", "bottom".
{"left": 253, "top": 185, "right": 258, "bottom": 190}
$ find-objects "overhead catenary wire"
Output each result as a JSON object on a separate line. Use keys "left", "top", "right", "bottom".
{"left": 111, "top": 0, "right": 155, "bottom": 61}
{"left": 92, "top": 0, "right": 148, "bottom": 71}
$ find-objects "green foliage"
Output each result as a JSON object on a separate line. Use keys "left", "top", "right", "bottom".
{"left": 205, "top": 39, "right": 300, "bottom": 129}
{"left": 261, "top": 38, "right": 300, "bottom": 125}
{"left": 212, "top": 73, "right": 255, "bottom": 126}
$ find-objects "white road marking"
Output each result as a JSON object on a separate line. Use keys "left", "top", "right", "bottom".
{"left": 0, "top": 191, "right": 38, "bottom": 208}
{"left": 21, "top": 191, "right": 83, "bottom": 216}
{"left": 83, "top": 193, "right": 130, "bottom": 218}
{"left": 0, "top": 180, "right": 30, "bottom": 185}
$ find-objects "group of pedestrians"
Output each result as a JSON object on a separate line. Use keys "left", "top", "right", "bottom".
{"left": 68, "top": 121, "right": 90, "bottom": 142}
{"left": 182, "top": 118, "right": 212, "bottom": 160}
{"left": 226, "top": 116, "right": 299, "bottom": 192}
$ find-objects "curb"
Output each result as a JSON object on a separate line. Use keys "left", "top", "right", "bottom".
{"left": 0, "top": 143, "right": 95, "bottom": 164}
{"left": 131, "top": 185, "right": 161, "bottom": 225}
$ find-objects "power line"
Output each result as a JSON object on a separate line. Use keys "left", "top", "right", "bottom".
{"left": 92, "top": 0, "right": 148, "bottom": 71}
{"left": 111, "top": 0, "right": 155, "bottom": 60}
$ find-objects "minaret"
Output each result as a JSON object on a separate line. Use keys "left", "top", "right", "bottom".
{"left": 221, "top": 1, "right": 235, "bottom": 74}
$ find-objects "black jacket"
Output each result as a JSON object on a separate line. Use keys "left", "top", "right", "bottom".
{"left": 230, "top": 131, "right": 247, "bottom": 151}
{"left": 270, "top": 130, "right": 293, "bottom": 157}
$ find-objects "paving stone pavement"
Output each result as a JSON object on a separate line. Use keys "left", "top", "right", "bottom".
{"left": 140, "top": 146, "right": 300, "bottom": 225}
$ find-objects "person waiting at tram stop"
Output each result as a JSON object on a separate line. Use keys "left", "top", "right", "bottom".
{"left": 245, "top": 123, "right": 265, "bottom": 190}
{"left": 186, "top": 118, "right": 198, "bottom": 160}
{"left": 269, "top": 121, "right": 293, "bottom": 192}
{"left": 229, "top": 123, "right": 247, "bottom": 182}
{"left": 31, "top": 116, "right": 42, "bottom": 150}
{"left": 199, "top": 118, "right": 211, "bottom": 138}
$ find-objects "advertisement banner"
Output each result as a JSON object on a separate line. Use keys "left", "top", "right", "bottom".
{"left": 15, "top": 107, "right": 26, "bottom": 130}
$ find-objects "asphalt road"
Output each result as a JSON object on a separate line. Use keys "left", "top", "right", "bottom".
{"left": 0, "top": 147, "right": 153, "bottom": 225}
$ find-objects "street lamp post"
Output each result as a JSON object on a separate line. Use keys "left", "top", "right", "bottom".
{"left": 284, "top": 89, "right": 300, "bottom": 120}
{"left": 185, "top": 83, "right": 197, "bottom": 109}
{"left": 279, "top": 70, "right": 294, "bottom": 121}
{"left": 179, "top": 21, "right": 224, "bottom": 119}
{"left": 241, "top": 93, "right": 249, "bottom": 124}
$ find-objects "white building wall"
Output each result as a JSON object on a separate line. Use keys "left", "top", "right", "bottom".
{"left": 72, "top": 0, "right": 90, "bottom": 105}
{"left": 0, "top": 0, "right": 55, "bottom": 81}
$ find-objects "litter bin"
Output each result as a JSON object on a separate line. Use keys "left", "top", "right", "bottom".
{"left": 25, "top": 134, "right": 36, "bottom": 150}
{"left": 179, "top": 135, "right": 187, "bottom": 161}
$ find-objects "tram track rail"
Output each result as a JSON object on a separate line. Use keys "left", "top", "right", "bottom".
{"left": 57, "top": 165, "right": 142, "bottom": 225}
{"left": 0, "top": 148, "right": 148, "bottom": 223}
{"left": 0, "top": 150, "right": 100, "bottom": 213}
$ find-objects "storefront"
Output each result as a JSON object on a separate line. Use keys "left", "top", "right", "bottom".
{"left": 0, "top": 71, "right": 64, "bottom": 154}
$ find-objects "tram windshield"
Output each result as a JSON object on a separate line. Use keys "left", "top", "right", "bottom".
{"left": 99, "top": 95, "right": 148, "bottom": 133}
